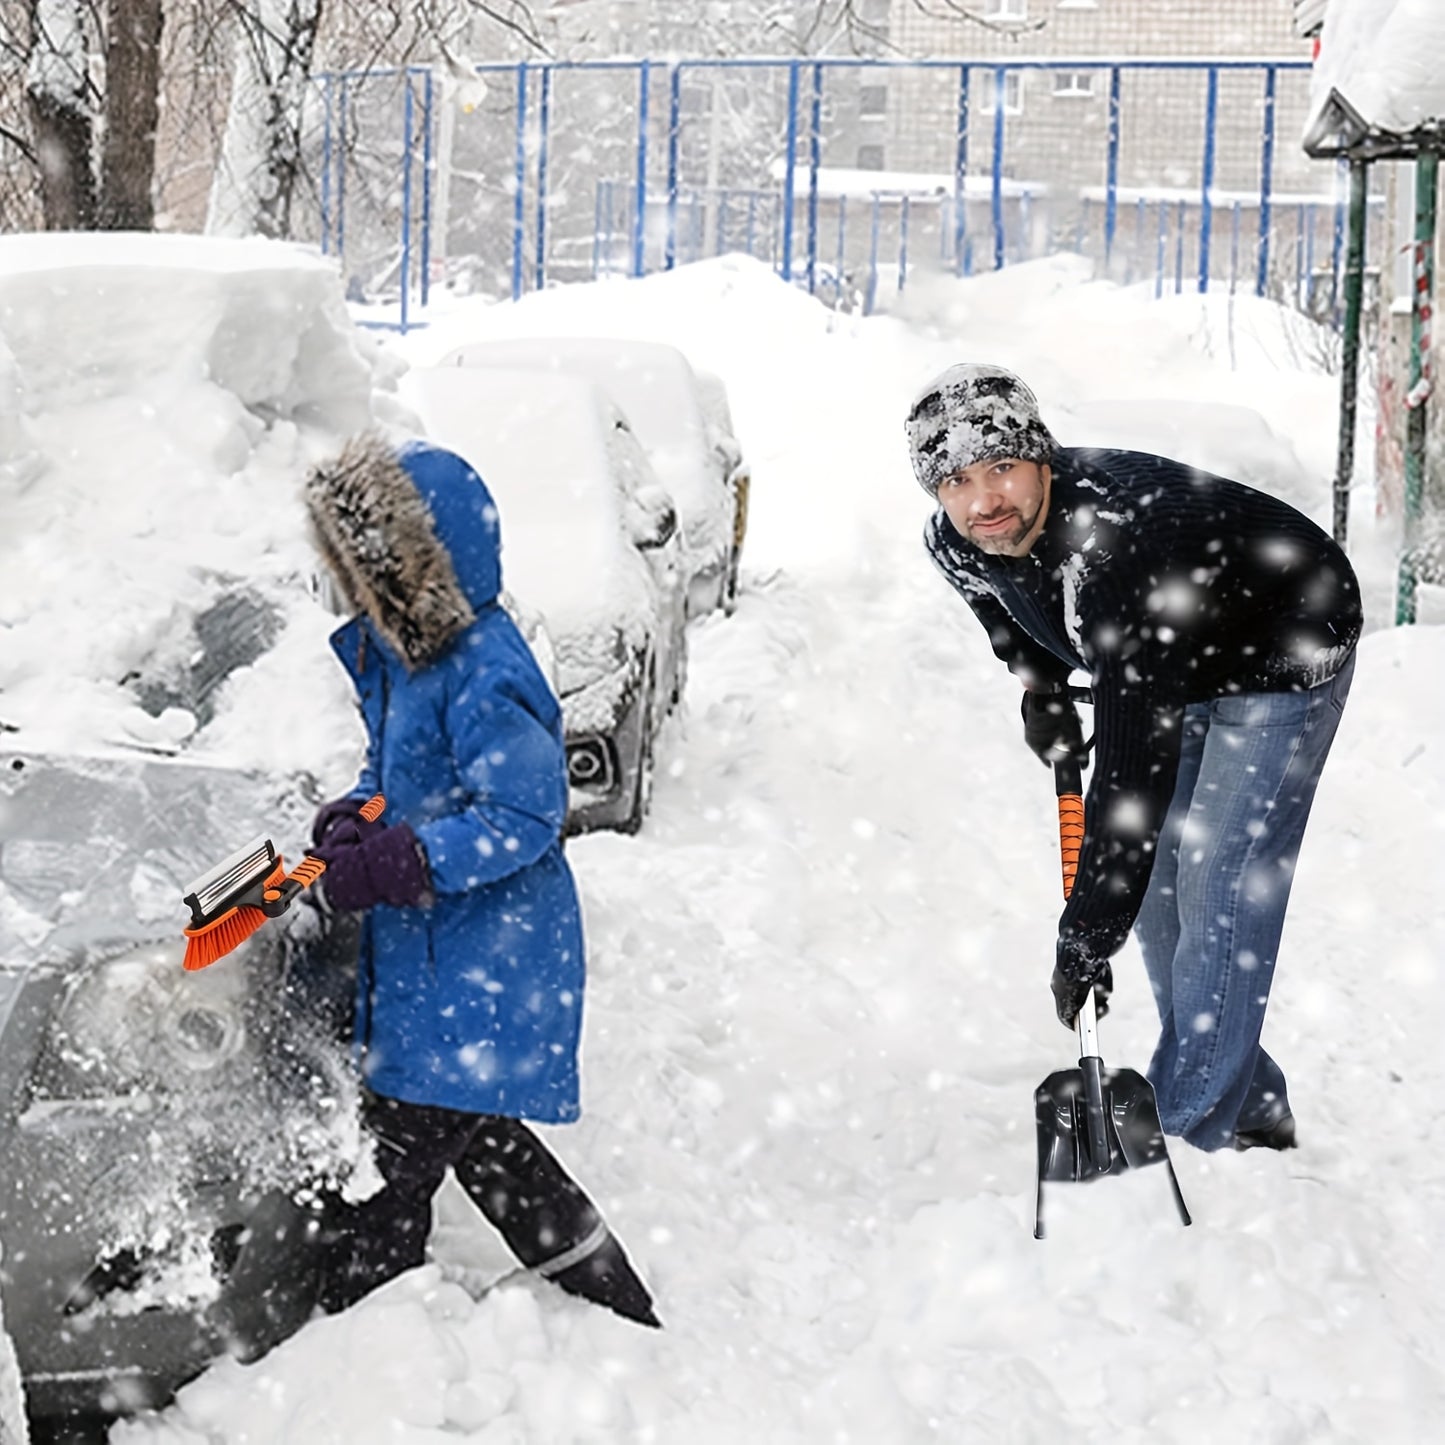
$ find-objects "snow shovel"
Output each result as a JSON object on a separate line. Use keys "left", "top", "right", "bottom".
{"left": 1032, "top": 753, "right": 1191, "bottom": 1240}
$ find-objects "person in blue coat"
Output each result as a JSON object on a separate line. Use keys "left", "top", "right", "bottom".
{"left": 303, "top": 434, "right": 657, "bottom": 1326}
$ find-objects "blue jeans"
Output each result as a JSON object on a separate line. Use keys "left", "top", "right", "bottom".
{"left": 1132, "top": 655, "right": 1354, "bottom": 1151}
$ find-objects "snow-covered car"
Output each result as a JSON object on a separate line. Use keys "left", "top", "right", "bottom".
{"left": 438, "top": 337, "right": 750, "bottom": 618}
{"left": 400, "top": 365, "right": 688, "bottom": 835}
{"left": 0, "top": 745, "right": 360, "bottom": 1430}
{"left": 0, "top": 230, "right": 403, "bottom": 1437}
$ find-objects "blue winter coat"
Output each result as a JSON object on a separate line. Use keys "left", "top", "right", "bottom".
{"left": 326, "top": 441, "right": 584, "bottom": 1122}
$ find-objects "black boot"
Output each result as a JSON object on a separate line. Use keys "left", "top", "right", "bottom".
{"left": 1234, "top": 1111, "right": 1298, "bottom": 1151}
{"left": 541, "top": 1228, "right": 661, "bottom": 1328}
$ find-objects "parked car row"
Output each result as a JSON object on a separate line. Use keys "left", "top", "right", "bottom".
{"left": 1, "top": 261, "right": 750, "bottom": 1437}
{"left": 404, "top": 336, "right": 750, "bottom": 835}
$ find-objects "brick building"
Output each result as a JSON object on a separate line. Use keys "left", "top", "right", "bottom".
{"left": 882, "top": 0, "right": 1325, "bottom": 201}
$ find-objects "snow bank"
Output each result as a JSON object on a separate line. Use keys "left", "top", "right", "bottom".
{"left": 0, "top": 232, "right": 400, "bottom": 784}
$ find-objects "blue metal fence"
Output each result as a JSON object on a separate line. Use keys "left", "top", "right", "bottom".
{"left": 302, "top": 56, "right": 1362, "bottom": 331}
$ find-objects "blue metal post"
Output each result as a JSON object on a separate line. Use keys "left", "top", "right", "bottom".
{"left": 991, "top": 66, "right": 1007, "bottom": 270}
{"left": 1230, "top": 200, "right": 1241, "bottom": 294}
{"left": 320, "top": 74, "right": 334, "bottom": 255}
{"left": 898, "top": 194, "right": 911, "bottom": 292}
{"left": 807, "top": 62, "right": 823, "bottom": 294}
{"left": 592, "top": 180, "right": 603, "bottom": 278}
{"left": 1174, "top": 197, "right": 1185, "bottom": 293}
{"left": 1257, "top": 65, "right": 1277, "bottom": 297}
{"left": 1155, "top": 201, "right": 1167, "bottom": 299}
{"left": 632, "top": 59, "right": 652, "bottom": 277}
{"left": 866, "top": 191, "right": 881, "bottom": 314}
{"left": 780, "top": 61, "right": 801, "bottom": 282}
{"left": 336, "top": 78, "right": 349, "bottom": 262}
{"left": 665, "top": 64, "right": 682, "bottom": 270}
{"left": 1105, "top": 67, "right": 1121, "bottom": 267}
{"left": 400, "top": 80, "right": 414, "bottom": 332}
{"left": 954, "top": 66, "right": 970, "bottom": 275}
{"left": 512, "top": 63, "right": 528, "bottom": 301}
{"left": 420, "top": 68, "right": 434, "bottom": 308}
{"left": 1297, "top": 202, "right": 1308, "bottom": 307}
{"left": 534, "top": 65, "right": 552, "bottom": 292}
{"left": 1199, "top": 66, "right": 1218, "bottom": 292}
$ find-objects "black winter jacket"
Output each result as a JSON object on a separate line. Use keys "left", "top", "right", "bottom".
{"left": 925, "top": 447, "right": 1361, "bottom": 979}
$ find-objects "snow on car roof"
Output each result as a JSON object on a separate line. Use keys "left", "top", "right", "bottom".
{"left": 400, "top": 366, "right": 653, "bottom": 644}
{"left": 438, "top": 337, "right": 723, "bottom": 541}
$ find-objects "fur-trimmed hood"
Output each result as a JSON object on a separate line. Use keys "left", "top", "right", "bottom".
{"left": 305, "top": 436, "right": 501, "bottom": 670}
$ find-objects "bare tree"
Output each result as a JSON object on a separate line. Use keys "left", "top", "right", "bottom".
{"left": 207, "top": 0, "right": 325, "bottom": 237}
{"left": 25, "top": 0, "right": 98, "bottom": 228}
{"left": 99, "top": 0, "right": 164, "bottom": 228}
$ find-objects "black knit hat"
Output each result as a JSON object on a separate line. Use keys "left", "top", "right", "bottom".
{"left": 906, "top": 363, "right": 1057, "bottom": 496}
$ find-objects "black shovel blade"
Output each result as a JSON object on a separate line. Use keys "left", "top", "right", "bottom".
{"left": 1033, "top": 1064, "right": 1191, "bottom": 1238}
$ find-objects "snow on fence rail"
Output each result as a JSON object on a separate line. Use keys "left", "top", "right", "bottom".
{"left": 296, "top": 56, "right": 1363, "bottom": 330}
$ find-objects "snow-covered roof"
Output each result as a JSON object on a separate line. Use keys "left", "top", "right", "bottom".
{"left": 438, "top": 336, "right": 729, "bottom": 557}
{"left": 399, "top": 366, "right": 655, "bottom": 649}
{"left": 1304, "top": 0, "right": 1445, "bottom": 156}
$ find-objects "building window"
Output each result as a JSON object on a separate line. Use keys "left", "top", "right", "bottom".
{"left": 1052, "top": 71, "right": 1096, "bottom": 98}
{"left": 859, "top": 84, "right": 887, "bottom": 118}
{"left": 983, "top": 0, "right": 1030, "bottom": 20}
{"left": 979, "top": 71, "right": 1024, "bottom": 116}
{"left": 855, "top": 144, "right": 885, "bottom": 171}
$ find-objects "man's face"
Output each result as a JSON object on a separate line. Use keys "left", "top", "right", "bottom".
{"left": 937, "top": 457, "right": 1051, "bottom": 556}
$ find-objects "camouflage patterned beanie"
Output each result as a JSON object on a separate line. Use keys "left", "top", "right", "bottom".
{"left": 905, "top": 363, "right": 1057, "bottom": 496}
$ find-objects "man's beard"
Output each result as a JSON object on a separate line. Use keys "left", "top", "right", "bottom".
{"left": 968, "top": 504, "right": 1035, "bottom": 554}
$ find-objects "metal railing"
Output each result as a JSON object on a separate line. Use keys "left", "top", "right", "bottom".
{"left": 298, "top": 56, "right": 1357, "bottom": 330}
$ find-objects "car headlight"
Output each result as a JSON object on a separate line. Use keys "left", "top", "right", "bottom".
{"left": 33, "top": 938, "right": 249, "bottom": 1102}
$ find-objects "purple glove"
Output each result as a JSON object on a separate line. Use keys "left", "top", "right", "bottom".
{"left": 314, "top": 823, "right": 431, "bottom": 911}
{"left": 311, "top": 796, "right": 387, "bottom": 849}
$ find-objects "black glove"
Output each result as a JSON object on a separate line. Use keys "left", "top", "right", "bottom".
{"left": 1050, "top": 958, "right": 1113, "bottom": 1030}
{"left": 1021, "top": 686, "right": 1088, "bottom": 767}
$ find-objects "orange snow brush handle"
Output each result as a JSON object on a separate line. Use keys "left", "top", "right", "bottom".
{"left": 358, "top": 794, "right": 386, "bottom": 824}
{"left": 1053, "top": 759, "right": 1084, "bottom": 902}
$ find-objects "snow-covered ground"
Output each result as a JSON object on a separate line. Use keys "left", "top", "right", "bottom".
{"left": 5, "top": 235, "right": 1445, "bottom": 1441}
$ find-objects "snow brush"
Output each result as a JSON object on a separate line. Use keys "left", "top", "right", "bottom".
{"left": 180, "top": 794, "right": 385, "bottom": 971}
{"left": 1032, "top": 746, "right": 1190, "bottom": 1240}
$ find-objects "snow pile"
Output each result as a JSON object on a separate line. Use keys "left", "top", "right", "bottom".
{"left": 1310, "top": 0, "right": 1445, "bottom": 137}
{"left": 0, "top": 232, "right": 402, "bottom": 779}
{"left": 83, "top": 252, "right": 1445, "bottom": 1441}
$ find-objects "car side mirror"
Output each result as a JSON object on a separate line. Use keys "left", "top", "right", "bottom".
{"left": 629, "top": 485, "right": 678, "bottom": 550}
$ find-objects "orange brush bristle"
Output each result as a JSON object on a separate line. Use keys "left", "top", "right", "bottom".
{"left": 182, "top": 905, "right": 268, "bottom": 971}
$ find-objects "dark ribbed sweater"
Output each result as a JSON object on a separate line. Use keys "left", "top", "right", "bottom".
{"left": 925, "top": 447, "right": 1361, "bottom": 977}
